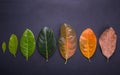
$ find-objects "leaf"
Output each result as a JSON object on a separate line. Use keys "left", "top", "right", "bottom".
{"left": 8, "top": 34, "right": 18, "bottom": 57}
{"left": 20, "top": 29, "right": 36, "bottom": 61}
{"left": 79, "top": 28, "right": 97, "bottom": 61}
{"left": 58, "top": 23, "right": 77, "bottom": 64}
{"left": 37, "top": 27, "right": 56, "bottom": 62}
{"left": 99, "top": 27, "right": 117, "bottom": 62}
{"left": 2, "top": 41, "right": 6, "bottom": 53}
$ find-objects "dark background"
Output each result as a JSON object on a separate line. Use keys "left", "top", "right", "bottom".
{"left": 0, "top": 0, "right": 120, "bottom": 75}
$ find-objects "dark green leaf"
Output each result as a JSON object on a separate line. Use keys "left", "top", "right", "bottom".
{"left": 37, "top": 27, "right": 56, "bottom": 62}
{"left": 8, "top": 34, "right": 18, "bottom": 57}
{"left": 20, "top": 29, "right": 36, "bottom": 61}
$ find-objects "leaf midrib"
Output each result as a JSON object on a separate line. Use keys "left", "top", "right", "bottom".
{"left": 45, "top": 31, "right": 48, "bottom": 62}
{"left": 87, "top": 32, "right": 90, "bottom": 60}
{"left": 65, "top": 27, "right": 68, "bottom": 64}
{"left": 26, "top": 30, "right": 29, "bottom": 61}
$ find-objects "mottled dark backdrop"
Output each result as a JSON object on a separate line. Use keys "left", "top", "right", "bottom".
{"left": 0, "top": 0, "right": 120, "bottom": 75}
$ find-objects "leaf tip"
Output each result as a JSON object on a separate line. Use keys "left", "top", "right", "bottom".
{"left": 26, "top": 28, "right": 29, "bottom": 31}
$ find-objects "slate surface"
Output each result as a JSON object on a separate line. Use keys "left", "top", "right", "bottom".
{"left": 0, "top": 0, "right": 120, "bottom": 75}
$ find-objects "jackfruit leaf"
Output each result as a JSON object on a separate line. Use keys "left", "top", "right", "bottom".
{"left": 58, "top": 23, "right": 77, "bottom": 64}
{"left": 8, "top": 34, "right": 18, "bottom": 57}
{"left": 79, "top": 28, "right": 97, "bottom": 61}
{"left": 37, "top": 27, "right": 56, "bottom": 62}
{"left": 2, "top": 41, "right": 6, "bottom": 53}
{"left": 20, "top": 29, "right": 36, "bottom": 61}
{"left": 99, "top": 27, "right": 117, "bottom": 62}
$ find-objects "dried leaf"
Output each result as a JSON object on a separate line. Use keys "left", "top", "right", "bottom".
{"left": 99, "top": 27, "right": 117, "bottom": 61}
{"left": 37, "top": 27, "right": 56, "bottom": 62}
{"left": 8, "top": 34, "right": 18, "bottom": 57}
{"left": 79, "top": 28, "right": 97, "bottom": 61}
{"left": 2, "top": 41, "right": 6, "bottom": 53}
{"left": 58, "top": 23, "right": 77, "bottom": 64}
{"left": 20, "top": 29, "right": 36, "bottom": 61}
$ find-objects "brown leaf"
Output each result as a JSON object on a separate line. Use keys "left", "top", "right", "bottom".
{"left": 99, "top": 27, "right": 117, "bottom": 61}
{"left": 58, "top": 23, "right": 77, "bottom": 64}
{"left": 79, "top": 28, "right": 97, "bottom": 61}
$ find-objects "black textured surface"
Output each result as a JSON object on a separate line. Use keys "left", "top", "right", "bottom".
{"left": 0, "top": 0, "right": 120, "bottom": 75}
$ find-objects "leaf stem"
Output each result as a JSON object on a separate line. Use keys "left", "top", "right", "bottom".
{"left": 26, "top": 57, "right": 28, "bottom": 61}
{"left": 107, "top": 58, "right": 109, "bottom": 63}
{"left": 14, "top": 54, "right": 16, "bottom": 57}
{"left": 46, "top": 59, "right": 48, "bottom": 62}
{"left": 65, "top": 59, "right": 67, "bottom": 64}
{"left": 88, "top": 59, "right": 91, "bottom": 62}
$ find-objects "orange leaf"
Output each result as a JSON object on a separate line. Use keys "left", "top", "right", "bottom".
{"left": 79, "top": 28, "right": 97, "bottom": 61}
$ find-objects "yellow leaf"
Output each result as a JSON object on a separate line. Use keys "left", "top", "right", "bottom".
{"left": 58, "top": 23, "right": 77, "bottom": 64}
{"left": 79, "top": 28, "right": 97, "bottom": 61}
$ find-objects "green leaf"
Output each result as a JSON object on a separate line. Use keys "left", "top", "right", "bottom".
{"left": 37, "top": 27, "right": 56, "bottom": 62}
{"left": 8, "top": 34, "right": 18, "bottom": 57}
{"left": 2, "top": 41, "right": 6, "bottom": 53}
{"left": 20, "top": 29, "right": 36, "bottom": 61}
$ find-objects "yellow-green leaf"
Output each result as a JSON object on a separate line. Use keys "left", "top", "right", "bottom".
{"left": 79, "top": 28, "right": 97, "bottom": 61}
{"left": 2, "top": 41, "right": 6, "bottom": 53}
{"left": 8, "top": 34, "right": 18, "bottom": 57}
{"left": 58, "top": 23, "right": 77, "bottom": 64}
{"left": 20, "top": 29, "right": 36, "bottom": 61}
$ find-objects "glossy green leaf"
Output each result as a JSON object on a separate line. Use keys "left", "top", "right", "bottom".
{"left": 20, "top": 29, "right": 36, "bottom": 61}
{"left": 2, "top": 41, "right": 6, "bottom": 53}
{"left": 37, "top": 27, "right": 56, "bottom": 62}
{"left": 8, "top": 34, "right": 18, "bottom": 57}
